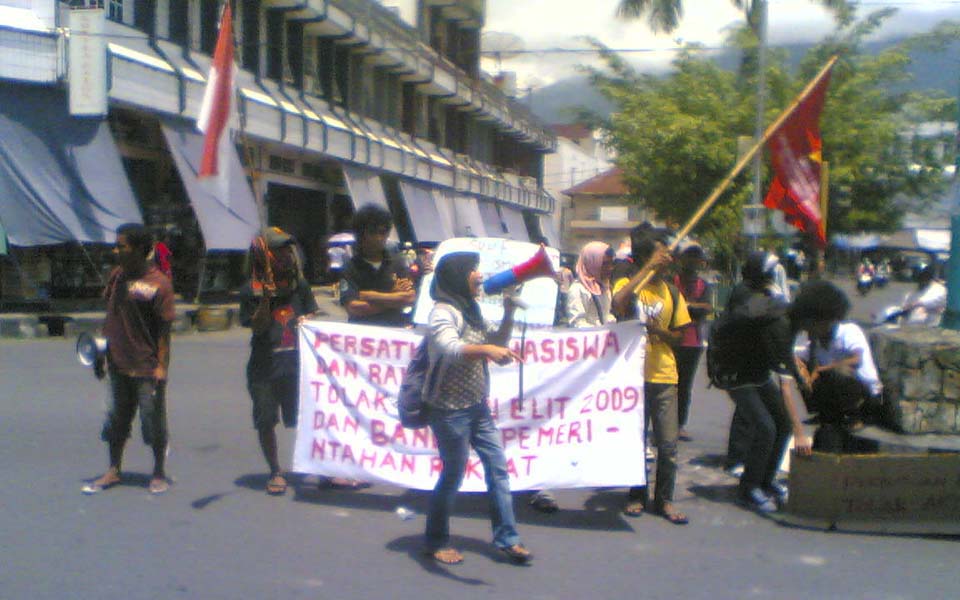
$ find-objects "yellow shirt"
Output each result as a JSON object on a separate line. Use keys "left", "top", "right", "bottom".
{"left": 613, "top": 277, "right": 691, "bottom": 384}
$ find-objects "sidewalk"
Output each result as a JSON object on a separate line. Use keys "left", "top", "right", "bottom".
{"left": 0, "top": 285, "right": 347, "bottom": 339}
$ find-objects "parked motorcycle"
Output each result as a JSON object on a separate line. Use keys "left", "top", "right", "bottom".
{"left": 856, "top": 271, "right": 873, "bottom": 296}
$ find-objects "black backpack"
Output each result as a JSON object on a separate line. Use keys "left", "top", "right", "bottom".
{"left": 397, "top": 338, "right": 433, "bottom": 429}
{"left": 706, "top": 290, "right": 787, "bottom": 390}
{"left": 705, "top": 313, "right": 743, "bottom": 390}
{"left": 397, "top": 304, "right": 463, "bottom": 429}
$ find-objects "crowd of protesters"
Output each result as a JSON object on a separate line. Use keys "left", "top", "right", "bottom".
{"left": 81, "top": 205, "right": 925, "bottom": 566}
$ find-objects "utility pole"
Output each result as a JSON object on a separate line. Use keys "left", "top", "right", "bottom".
{"left": 743, "top": 0, "right": 768, "bottom": 252}
{"left": 941, "top": 73, "right": 960, "bottom": 329}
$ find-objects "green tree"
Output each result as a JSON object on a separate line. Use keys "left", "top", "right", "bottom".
{"left": 584, "top": 11, "right": 953, "bottom": 263}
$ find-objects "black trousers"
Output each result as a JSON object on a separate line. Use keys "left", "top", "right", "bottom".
{"left": 726, "top": 379, "right": 790, "bottom": 492}
{"left": 675, "top": 346, "right": 703, "bottom": 429}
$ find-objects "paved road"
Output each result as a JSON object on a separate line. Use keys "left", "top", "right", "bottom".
{"left": 1, "top": 278, "right": 957, "bottom": 600}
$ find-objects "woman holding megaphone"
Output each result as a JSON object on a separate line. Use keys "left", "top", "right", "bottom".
{"left": 421, "top": 252, "right": 532, "bottom": 566}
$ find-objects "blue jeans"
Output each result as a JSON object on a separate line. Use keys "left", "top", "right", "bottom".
{"left": 425, "top": 402, "right": 521, "bottom": 551}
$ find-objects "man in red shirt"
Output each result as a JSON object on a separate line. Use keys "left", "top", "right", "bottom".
{"left": 83, "top": 224, "right": 176, "bottom": 496}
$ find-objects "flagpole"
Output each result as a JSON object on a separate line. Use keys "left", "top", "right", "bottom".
{"left": 630, "top": 55, "right": 839, "bottom": 288}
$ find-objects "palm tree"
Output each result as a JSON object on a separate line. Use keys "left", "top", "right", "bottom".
{"left": 617, "top": 0, "right": 854, "bottom": 35}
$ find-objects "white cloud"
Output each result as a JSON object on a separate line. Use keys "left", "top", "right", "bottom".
{"left": 379, "top": 1, "right": 960, "bottom": 89}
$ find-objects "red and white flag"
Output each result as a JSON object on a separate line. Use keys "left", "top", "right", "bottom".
{"left": 197, "top": 3, "right": 236, "bottom": 180}
{"left": 763, "top": 64, "right": 833, "bottom": 247}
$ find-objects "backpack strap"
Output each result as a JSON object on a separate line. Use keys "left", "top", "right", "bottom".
{"left": 665, "top": 282, "right": 680, "bottom": 330}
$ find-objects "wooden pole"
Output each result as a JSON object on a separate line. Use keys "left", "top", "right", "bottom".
{"left": 632, "top": 55, "right": 839, "bottom": 288}
{"left": 815, "top": 160, "right": 829, "bottom": 278}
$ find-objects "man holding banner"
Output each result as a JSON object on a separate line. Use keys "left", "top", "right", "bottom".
{"left": 239, "top": 228, "right": 319, "bottom": 496}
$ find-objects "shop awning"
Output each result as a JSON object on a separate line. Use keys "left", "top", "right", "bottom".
{"left": 343, "top": 164, "right": 389, "bottom": 211}
{"left": 915, "top": 229, "right": 950, "bottom": 253}
{"left": 453, "top": 195, "right": 487, "bottom": 238}
{"left": 399, "top": 181, "right": 455, "bottom": 243}
{"left": 160, "top": 120, "right": 261, "bottom": 250}
{"left": 0, "top": 84, "right": 142, "bottom": 246}
{"left": 343, "top": 164, "right": 397, "bottom": 242}
{"left": 500, "top": 205, "right": 530, "bottom": 242}
{"left": 478, "top": 200, "right": 506, "bottom": 237}
{"left": 538, "top": 213, "right": 560, "bottom": 248}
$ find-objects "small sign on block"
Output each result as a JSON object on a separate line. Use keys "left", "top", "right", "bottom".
{"left": 780, "top": 452, "right": 960, "bottom": 535}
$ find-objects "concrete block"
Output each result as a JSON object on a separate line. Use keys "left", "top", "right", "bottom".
{"left": 900, "top": 368, "right": 937, "bottom": 401}
{"left": 195, "top": 306, "right": 232, "bottom": 332}
{"left": 0, "top": 316, "right": 42, "bottom": 338}
{"left": 943, "top": 369, "right": 960, "bottom": 402}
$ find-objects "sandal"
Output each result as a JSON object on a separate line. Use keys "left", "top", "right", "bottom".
{"left": 656, "top": 504, "right": 689, "bottom": 525}
{"left": 148, "top": 478, "right": 170, "bottom": 495}
{"left": 623, "top": 501, "right": 645, "bottom": 517}
{"left": 499, "top": 544, "right": 532, "bottom": 565}
{"left": 81, "top": 472, "right": 121, "bottom": 495}
{"left": 430, "top": 548, "right": 464, "bottom": 565}
{"left": 266, "top": 474, "right": 287, "bottom": 495}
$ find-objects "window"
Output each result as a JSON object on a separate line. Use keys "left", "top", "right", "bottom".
{"left": 169, "top": 0, "right": 188, "bottom": 45}
{"left": 599, "top": 206, "right": 629, "bottom": 222}
{"left": 199, "top": 0, "right": 218, "bottom": 54}
{"left": 108, "top": 0, "right": 123, "bottom": 22}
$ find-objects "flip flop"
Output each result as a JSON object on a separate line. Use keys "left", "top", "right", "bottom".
{"left": 499, "top": 544, "right": 533, "bottom": 565}
{"left": 266, "top": 475, "right": 287, "bottom": 495}
{"left": 656, "top": 506, "right": 689, "bottom": 525}
{"left": 623, "top": 501, "right": 645, "bottom": 517}
{"left": 81, "top": 476, "right": 121, "bottom": 495}
{"left": 149, "top": 478, "right": 170, "bottom": 495}
{"left": 429, "top": 548, "right": 464, "bottom": 565}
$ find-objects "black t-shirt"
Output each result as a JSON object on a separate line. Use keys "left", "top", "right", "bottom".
{"left": 239, "top": 278, "right": 318, "bottom": 379}
{"left": 722, "top": 283, "right": 796, "bottom": 384}
{"left": 339, "top": 252, "right": 409, "bottom": 326}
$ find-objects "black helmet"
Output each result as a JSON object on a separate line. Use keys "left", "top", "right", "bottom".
{"left": 742, "top": 251, "right": 779, "bottom": 284}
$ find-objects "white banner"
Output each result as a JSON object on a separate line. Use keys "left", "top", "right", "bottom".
{"left": 68, "top": 8, "right": 107, "bottom": 117}
{"left": 293, "top": 320, "right": 647, "bottom": 491}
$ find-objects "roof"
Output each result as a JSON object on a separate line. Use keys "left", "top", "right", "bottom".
{"left": 551, "top": 123, "right": 592, "bottom": 141}
{"left": 562, "top": 167, "right": 628, "bottom": 196}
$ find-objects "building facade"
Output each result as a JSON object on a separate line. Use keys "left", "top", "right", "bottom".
{"left": 0, "top": 0, "right": 556, "bottom": 302}
{"left": 561, "top": 167, "right": 658, "bottom": 253}
{"left": 543, "top": 124, "right": 614, "bottom": 251}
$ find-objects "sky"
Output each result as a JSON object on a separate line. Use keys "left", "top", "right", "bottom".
{"left": 381, "top": 0, "right": 960, "bottom": 89}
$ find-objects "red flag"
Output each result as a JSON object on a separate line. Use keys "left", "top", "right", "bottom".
{"left": 763, "top": 66, "right": 833, "bottom": 247}
{"left": 197, "top": 3, "right": 235, "bottom": 178}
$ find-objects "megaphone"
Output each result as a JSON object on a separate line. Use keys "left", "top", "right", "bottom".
{"left": 483, "top": 245, "right": 557, "bottom": 295}
{"left": 76, "top": 332, "right": 108, "bottom": 368}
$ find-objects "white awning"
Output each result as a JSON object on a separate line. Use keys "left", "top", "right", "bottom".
{"left": 500, "top": 205, "right": 530, "bottom": 242}
{"left": 453, "top": 195, "right": 487, "bottom": 238}
{"left": 343, "top": 164, "right": 397, "bottom": 242}
{"left": 478, "top": 200, "right": 505, "bottom": 237}
{"left": 399, "top": 181, "right": 455, "bottom": 243}
{"left": 160, "top": 120, "right": 261, "bottom": 250}
{"left": 915, "top": 229, "right": 950, "bottom": 252}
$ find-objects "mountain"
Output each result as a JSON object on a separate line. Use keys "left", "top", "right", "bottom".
{"left": 528, "top": 38, "right": 960, "bottom": 125}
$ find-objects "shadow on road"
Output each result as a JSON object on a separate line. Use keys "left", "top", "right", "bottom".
{"left": 286, "top": 482, "right": 635, "bottom": 532}
{"left": 687, "top": 483, "right": 739, "bottom": 505}
{"left": 385, "top": 534, "right": 499, "bottom": 585}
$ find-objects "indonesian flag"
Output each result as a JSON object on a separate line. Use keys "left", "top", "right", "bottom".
{"left": 197, "top": 3, "right": 235, "bottom": 179}
{"left": 763, "top": 65, "right": 833, "bottom": 248}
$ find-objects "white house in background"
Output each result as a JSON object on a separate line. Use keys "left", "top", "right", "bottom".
{"left": 542, "top": 124, "right": 615, "bottom": 251}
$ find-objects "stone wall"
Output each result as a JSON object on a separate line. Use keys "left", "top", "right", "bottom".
{"left": 869, "top": 325, "right": 960, "bottom": 434}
